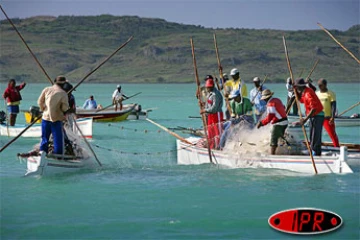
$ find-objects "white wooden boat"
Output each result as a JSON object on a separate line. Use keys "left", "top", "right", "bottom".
{"left": 288, "top": 114, "right": 360, "bottom": 127}
{"left": 21, "top": 151, "right": 90, "bottom": 176}
{"left": 176, "top": 137, "right": 354, "bottom": 174}
{"left": 0, "top": 118, "right": 93, "bottom": 138}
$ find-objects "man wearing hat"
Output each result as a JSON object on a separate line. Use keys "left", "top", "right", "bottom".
{"left": 200, "top": 77, "right": 223, "bottom": 149}
{"left": 223, "top": 68, "right": 248, "bottom": 98}
{"left": 249, "top": 77, "right": 267, "bottom": 123}
{"left": 219, "top": 89, "right": 254, "bottom": 148}
{"left": 83, "top": 95, "right": 98, "bottom": 110}
{"left": 316, "top": 78, "right": 339, "bottom": 147}
{"left": 256, "top": 89, "right": 288, "bottom": 155}
{"left": 112, "top": 84, "right": 129, "bottom": 111}
{"left": 294, "top": 78, "right": 324, "bottom": 156}
{"left": 37, "top": 76, "right": 70, "bottom": 155}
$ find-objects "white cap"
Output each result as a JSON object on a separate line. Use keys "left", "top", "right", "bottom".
{"left": 230, "top": 68, "right": 239, "bottom": 76}
{"left": 117, "top": 84, "right": 121, "bottom": 88}
{"left": 253, "top": 77, "right": 261, "bottom": 82}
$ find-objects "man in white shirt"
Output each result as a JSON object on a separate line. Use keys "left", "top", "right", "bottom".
{"left": 112, "top": 85, "right": 129, "bottom": 111}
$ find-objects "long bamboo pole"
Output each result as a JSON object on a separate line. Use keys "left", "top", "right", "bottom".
{"left": 68, "top": 36, "right": 134, "bottom": 94}
{"left": 146, "top": 118, "right": 193, "bottom": 145}
{"left": 338, "top": 101, "right": 360, "bottom": 117}
{"left": 317, "top": 23, "right": 360, "bottom": 64}
{"left": 283, "top": 36, "right": 318, "bottom": 174}
{"left": 0, "top": 5, "right": 53, "bottom": 85}
{"left": 73, "top": 118, "right": 102, "bottom": 166}
{"left": 213, "top": 33, "right": 232, "bottom": 115}
{"left": 190, "top": 38, "right": 213, "bottom": 163}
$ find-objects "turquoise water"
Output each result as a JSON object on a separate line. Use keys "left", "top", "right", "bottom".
{"left": 1, "top": 83, "right": 359, "bottom": 239}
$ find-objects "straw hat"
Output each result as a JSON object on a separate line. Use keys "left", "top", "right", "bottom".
{"left": 260, "top": 89, "right": 274, "bottom": 100}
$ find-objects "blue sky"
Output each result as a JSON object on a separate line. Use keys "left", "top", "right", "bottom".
{"left": 1, "top": 0, "right": 359, "bottom": 30}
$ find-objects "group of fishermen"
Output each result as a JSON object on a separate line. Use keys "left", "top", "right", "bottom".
{"left": 200, "top": 68, "right": 340, "bottom": 156}
{"left": 2, "top": 77, "right": 128, "bottom": 155}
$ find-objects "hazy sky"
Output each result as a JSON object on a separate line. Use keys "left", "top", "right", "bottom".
{"left": 1, "top": 0, "right": 359, "bottom": 30}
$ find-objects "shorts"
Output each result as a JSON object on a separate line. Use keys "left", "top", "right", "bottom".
{"left": 7, "top": 105, "right": 19, "bottom": 114}
{"left": 270, "top": 124, "right": 287, "bottom": 147}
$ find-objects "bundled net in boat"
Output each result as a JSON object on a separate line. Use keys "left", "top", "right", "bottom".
{"left": 222, "top": 122, "right": 304, "bottom": 156}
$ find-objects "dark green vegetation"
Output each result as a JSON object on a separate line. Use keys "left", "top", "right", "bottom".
{"left": 0, "top": 15, "right": 359, "bottom": 83}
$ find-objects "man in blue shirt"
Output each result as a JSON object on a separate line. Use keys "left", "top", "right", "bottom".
{"left": 83, "top": 95, "right": 97, "bottom": 110}
{"left": 249, "top": 77, "right": 267, "bottom": 123}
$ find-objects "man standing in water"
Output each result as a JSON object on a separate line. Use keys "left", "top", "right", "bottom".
{"left": 37, "top": 76, "right": 69, "bottom": 155}
{"left": 316, "top": 78, "right": 340, "bottom": 147}
{"left": 112, "top": 85, "right": 129, "bottom": 111}
{"left": 200, "top": 78, "right": 223, "bottom": 149}
{"left": 249, "top": 77, "right": 267, "bottom": 123}
{"left": 256, "top": 89, "right": 288, "bottom": 155}
{"left": 294, "top": 78, "right": 324, "bottom": 156}
{"left": 3, "top": 79, "right": 26, "bottom": 126}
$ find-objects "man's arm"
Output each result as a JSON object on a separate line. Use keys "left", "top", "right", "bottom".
{"left": 83, "top": 100, "right": 88, "bottom": 109}
{"left": 285, "top": 96, "right": 295, "bottom": 113}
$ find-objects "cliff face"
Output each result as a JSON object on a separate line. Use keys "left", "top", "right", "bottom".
{"left": 1, "top": 15, "right": 359, "bottom": 83}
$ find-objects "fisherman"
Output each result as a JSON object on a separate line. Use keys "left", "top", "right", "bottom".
{"left": 200, "top": 77, "right": 223, "bottom": 149}
{"left": 37, "top": 76, "right": 69, "bottom": 155}
{"left": 294, "top": 78, "right": 324, "bottom": 156}
{"left": 249, "top": 77, "right": 267, "bottom": 123}
{"left": 316, "top": 78, "right": 340, "bottom": 147}
{"left": 2, "top": 79, "right": 26, "bottom": 126}
{"left": 256, "top": 89, "right": 288, "bottom": 155}
{"left": 220, "top": 89, "right": 254, "bottom": 148}
{"left": 112, "top": 84, "right": 129, "bottom": 111}
{"left": 83, "top": 95, "right": 98, "bottom": 110}
{"left": 285, "top": 77, "right": 298, "bottom": 115}
{"left": 224, "top": 68, "right": 248, "bottom": 98}
{"left": 62, "top": 81, "right": 76, "bottom": 113}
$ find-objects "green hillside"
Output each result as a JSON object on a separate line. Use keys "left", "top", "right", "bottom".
{"left": 0, "top": 15, "right": 359, "bottom": 83}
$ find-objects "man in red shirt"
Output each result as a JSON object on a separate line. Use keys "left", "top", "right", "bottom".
{"left": 3, "top": 79, "right": 26, "bottom": 126}
{"left": 294, "top": 78, "right": 324, "bottom": 156}
{"left": 256, "top": 89, "right": 288, "bottom": 155}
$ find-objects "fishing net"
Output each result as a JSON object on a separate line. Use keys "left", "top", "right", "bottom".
{"left": 222, "top": 122, "right": 305, "bottom": 156}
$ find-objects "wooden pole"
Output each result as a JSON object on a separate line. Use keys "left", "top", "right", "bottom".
{"left": 0, "top": 5, "right": 54, "bottom": 85}
{"left": 190, "top": 38, "right": 213, "bottom": 163}
{"left": 283, "top": 35, "right": 318, "bottom": 174}
{"left": 213, "top": 33, "right": 232, "bottom": 115}
{"left": 73, "top": 118, "right": 102, "bottom": 166}
{"left": 67, "top": 36, "right": 134, "bottom": 94}
{"left": 146, "top": 118, "right": 194, "bottom": 145}
{"left": 305, "top": 59, "right": 320, "bottom": 81}
{"left": 338, "top": 101, "right": 360, "bottom": 117}
{"left": 317, "top": 23, "right": 360, "bottom": 64}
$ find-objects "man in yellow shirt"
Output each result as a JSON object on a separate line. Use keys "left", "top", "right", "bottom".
{"left": 316, "top": 78, "right": 340, "bottom": 147}
{"left": 224, "top": 68, "right": 248, "bottom": 98}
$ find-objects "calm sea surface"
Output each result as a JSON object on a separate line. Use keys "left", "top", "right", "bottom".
{"left": 1, "top": 83, "right": 359, "bottom": 239}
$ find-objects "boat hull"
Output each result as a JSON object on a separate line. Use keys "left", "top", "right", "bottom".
{"left": 24, "top": 152, "right": 89, "bottom": 176}
{"left": 76, "top": 105, "right": 135, "bottom": 122}
{"left": 0, "top": 118, "right": 93, "bottom": 138}
{"left": 176, "top": 139, "right": 354, "bottom": 174}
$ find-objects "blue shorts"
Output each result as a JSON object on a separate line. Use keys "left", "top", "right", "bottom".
{"left": 7, "top": 105, "right": 19, "bottom": 114}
